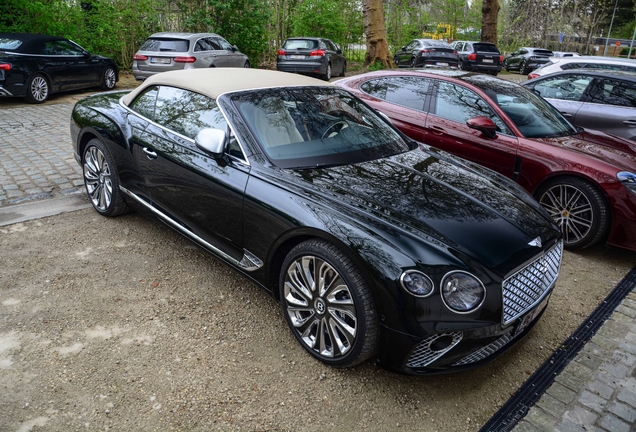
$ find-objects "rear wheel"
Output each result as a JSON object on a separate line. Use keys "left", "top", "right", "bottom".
{"left": 25, "top": 74, "right": 49, "bottom": 103}
{"left": 101, "top": 67, "right": 116, "bottom": 90}
{"left": 339, "top": 61, "right": 346, "bottom": 77}
{"left": 83, "top": 138, "right": 130, "bottom": 217}
{"left": 280, "top": 239, "right": 378, "bottom": 367}
{"left": 535, "top": 177, "right": 609, "bottom": 250}
{"left": 323, "top": 63, "right": 332, "bottom": 81}
{"left": 503, "top": 60, "right": 510, "bottom": 72}
{"left": 520, "top": 60, "right": 528, "bottom": 75}
{"left": 393, "top": 55, "right": 399, "bottom": 67}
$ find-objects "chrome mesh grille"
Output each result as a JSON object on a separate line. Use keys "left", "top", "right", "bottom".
{"left": 453, "top": 331, "right": 514, "bottom": 366}
{"left": 502, "top": 241, "right": 562, "bottom": 325}
{"left": 406, "top": 332, "right": 462, "bottom": 368}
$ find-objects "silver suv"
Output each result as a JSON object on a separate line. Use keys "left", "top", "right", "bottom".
{"left": 528, "top": 56, "right": 636, "bottom": 79}
{"left": 132, "top": 32, "right": 250, "bottom": 80}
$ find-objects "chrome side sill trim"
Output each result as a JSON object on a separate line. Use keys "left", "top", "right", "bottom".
{"left": 119, "top": 186, "right": 263, "bottom": 271}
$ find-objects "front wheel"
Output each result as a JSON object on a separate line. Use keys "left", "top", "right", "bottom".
{"left": 393, "top": 56, "right": 399, "bottom": 67}
{"left": 280, "top": 239, "right": 378, "bottom": 367}
{"left": 535, "top": 177, "right": 610, "bottom": 250}
{"left": 503, "top": 60, "right": 510, "bottom": 72}
{"left": 101, "top": 67, "right": 117, "bottom": 90}
{"left": 83, "top": 139, "right": 130, "bottom": 216}
{"left": 25, "top": 74, "right": 49, "bottom": 103}
{"left": 243, "top": 60, "right": 251, "bottom": 68}
{"left": 409, "top": 57, "right": 416, "bottom": 68}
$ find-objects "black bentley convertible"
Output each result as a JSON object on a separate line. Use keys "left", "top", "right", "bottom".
{"left": 70, "top": 68, "right": 562, "bottom": 374}
{"left": 0, "top": 33, "right": 118, "bottom": 103}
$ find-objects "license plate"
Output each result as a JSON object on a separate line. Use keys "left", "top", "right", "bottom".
{"left": 150, "top": 57, "right": 170, "bottom": 64}
{"left": 289, "top": 55, "right": 305, "bottom": 59}
{"left": 436, "top": 62, "right": 449, "bottom": 66}
{"left": 482, "top": 59, "right": 494, "bottom": 63}
{"left": 515, "top": 295, "right": 550, "bottom": 336}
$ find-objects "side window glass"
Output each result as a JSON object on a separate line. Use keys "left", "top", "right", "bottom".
{"left": 533, "top": 75, "right": 592, "bottom": 101}
{"left": 434, "top": 82, "right": 512, "bottom": 135}
{"left": 590, "top": 79, "right": 636, "bottom": 107}
{"left": 217, "top": 37, "right": 233, "bottom": 51}
{"left": 360, "top": 77, "right": 428, "bottom": 111}
{"left": 208, "top": 38, "right": 222, "bottom": 50}
{"left": 194, "top": 39, "right": 209, "bottom": 52}
{"left": 154, "top": 86, "right": 230, "bottom": 140}
{"left": 42, "top": 40, "right": 84, "bottom": 55}
{"left": 129, "top": 86, "right": 159, "bottom": 120}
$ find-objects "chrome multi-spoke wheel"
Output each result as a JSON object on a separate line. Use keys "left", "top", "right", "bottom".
{"left": 26, "top": 74, "right": 49, "bottom": 103}
{"left": 82, "top": 139, "right": 129, "bottom": 216}
{"left": 280, "top": 240, "right": 378, "bottom": 366}
{"left": 102, "top": 67, "right": 116, "bottom": 90}
{"left": 537, "top": 177, "right": 609, "bottom": 250}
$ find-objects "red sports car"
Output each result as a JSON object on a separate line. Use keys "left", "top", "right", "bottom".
{"left": 336, "top": 70, "right": 636, "bottom": 251}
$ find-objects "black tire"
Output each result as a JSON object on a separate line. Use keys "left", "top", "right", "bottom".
{"left": 459, "top": 60, "right": 466, "bottom": 71}
{"left": 339, "top": 61, "right": 346, "bottom": 77}
{"left": 101, "top": 67, "right": 117, "bottom": 90}
{"left": 244, "top": 60, "right": 251, "bottom": 68}
{"left": 490, "top": 70, "right": 498, "bottom": 76}
{"left": 393, "top": 55, "right": 399, "bottom": 67}
{"left": 82, "top": 138, "right": 130, "bottom": 217}
{"left": 503, "top": 60, "right": 510, "bottom": 72}
{"left": 520, "top": 60, "right": 528, "bottom": 75}
{"left": 323, "top": 63, "right": 332, "bottom": 81}
{"left": 25, "top": 73, "right": 49, "bottom": 104}
{"left": 409, "top": 57, "right": 416, "bottom": 68}
{"left": 279, "top": 239, "right": 378, "bottom": 367}
{"left": 535, "top": 177, "right": 610, "bottom": 250}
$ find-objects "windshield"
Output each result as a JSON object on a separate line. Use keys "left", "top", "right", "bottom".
{"left": 229, "top": 87, "right": 414, "bottom": 169}
{"left": 466, "top": 76, "right": 578, "bottom": 138}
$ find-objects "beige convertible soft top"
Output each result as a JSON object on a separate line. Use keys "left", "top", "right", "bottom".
{"left": 121, "top": 68, "right": 331, "bottom": 105}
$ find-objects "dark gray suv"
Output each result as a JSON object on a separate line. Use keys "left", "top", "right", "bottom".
{"left": 276, "top": 37, "right": 346, "bottom": 81}
{"left": 450, "top": 41, "right": 502, "bottom": 75}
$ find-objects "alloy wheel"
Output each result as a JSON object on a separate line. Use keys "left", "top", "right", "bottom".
{"left": 283, "top": 255, "right": 358, "bottom": 359}
{"left": 30, "top": 76, "right": 48, "bottom": 102}
{"left": 539, "top": 183, "right": 593, "bottom": 245}
{"left": 83, "top": 146, "right": 113, "bottom": 212}
{"left": 104, "top": 68, "right": 116, "bottom": 89}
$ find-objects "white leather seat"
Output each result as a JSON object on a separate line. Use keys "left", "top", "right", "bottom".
{"left": 251, "top": 98, "right": 304, "bottom": 148}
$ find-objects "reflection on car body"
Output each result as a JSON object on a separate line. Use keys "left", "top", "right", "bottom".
{"left": 71, "top": 68, "right": 563, "bottom": 375}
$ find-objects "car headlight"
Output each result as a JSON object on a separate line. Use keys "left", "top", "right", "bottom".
{"left": 441, "top": 271, "right": 486, "bottom": 313}
{"left": 400, "top": 270, "right": 434, "bottom": 297}
{"left": 618, "top": 171, "right": 636, "bottom": 196}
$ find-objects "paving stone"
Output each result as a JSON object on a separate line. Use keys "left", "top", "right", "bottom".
{"left": 593, "top": 371, "right": 620, "bottom": 388}
{"left": 547, "top": 382, "right": 578, "bottom": 404}
{"left": 578, "top": 390, "right": 608, "bottom": 413}
{"left": 525, "top": 407, "right": 558, "bottom": 430}
{"left": 578, "top": 353, "right": 603, "bottom": 372}
{"left": 564, "top": 362, "right": 595, "bottom": 381}
{"left": 564, "top": 405, "right": 598, "bottom": 427}
{"left": 607, "top": 401, "right": 636, "bottom": 422}
{"left": 597, "top": 321, "right": 630, "bottom": 342}
{"left": 617, "top": 341, "right": 636, "bottom": 356}
{"left": 536, "top": 393, "right": 568, "bottom": 418}
{"left": 611, "top": 351, "right": 636, "bottom": 367}
{"left": 586, "top": 380, "right": 614, "bottom": 400}
{"left": 599, "top": 413, "right": 630, "bottom": 432}
{"left": 555, "top": 418, "right": 586, "bottom": 432}
{"left": 612, "top": 312, "right": 633, "bottom": 324}
{"left": 556, "top": 372, "right": 586, "bottom": 393}
{"left": 600, "top": 361, "right": 630, "bottom": 378}
{"left": 515, "top": 420, "right": 541, "bottom": 432}
{"left": 616, "top": 388, "right": 636, "bottom": 408}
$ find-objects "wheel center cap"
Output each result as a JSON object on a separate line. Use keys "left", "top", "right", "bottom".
{"left": 99, "top": 173, "right": 105, "bottom": 184}
{"left": 562, "top": 210, "right": 569, "bottom": 218}
{"left": 314, "top": 298, "right": 326, "bottom": 315}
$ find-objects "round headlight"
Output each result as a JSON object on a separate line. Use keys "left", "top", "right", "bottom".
{"left": 400, "top": 270, "right": 434, "bottom": 297}
{"left": 441, "top": 271, "right": 485, "bottom": 313}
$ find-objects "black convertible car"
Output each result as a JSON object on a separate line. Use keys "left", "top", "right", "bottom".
{"left": 0, "top": 33, "right": 118, "bottom": 103}
{"left": 70, "top": 68, "right": 562, "bottom": 374}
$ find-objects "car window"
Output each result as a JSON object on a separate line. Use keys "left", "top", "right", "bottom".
{"left": 319, "top": 40, "right": 328, "bottom": 50}
{"left": 473, "top": 43, "right": 499, "bottom": 53}
{"left": 360, "top": 77, "right": 429, "bottom": 111}
{"left": 405, "top": 40, "right": 419, "bottom": 50}
{"left": 194, "top": 38, "right": 213, "bottom": 52}
{"left": 0, "top": 37, "right": 22, "bottom": 51}
{"left": 433, "top": 81, "right": 512, "bottom": 135}
{"left": 216, "top": 37, "right": 234, "bottom": 51}
{"left": 283, "top": 39, "right": 318, "bottom": 50}
{"left": 324, "top": 39, "right": 337, "bottom": 51}
{"left": 42, "top": 40, "right": 84, "bottom": 55}
{"left": 588, "top": 79, "right": 636, "bottom": 108}
{"left": 533, "top": 75, "right": 592, "bottom": 101}
{"left": 154, "top": 86, "right": 230, "bottom": 141}
{"left": 139, "top": 38, "right": 189, "bottom": 52}
{"left": 129, "top": 86, "right": 159, "bottom": 119}
{"left": 230, "top": 87, "right": 413, "bottom": 169}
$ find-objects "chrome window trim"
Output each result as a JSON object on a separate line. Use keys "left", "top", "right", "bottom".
{"left": 119, "top": 186, "right": 262, "bottom": 271}
{"left": 118, "top": 95, "right": 250, "bottom": 166}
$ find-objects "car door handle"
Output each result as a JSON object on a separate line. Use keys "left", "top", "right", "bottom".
{"left": 623, "top": 120, "right": 636, "bottom": 125}
{"left": 143, "top": 147, "right": 158, "bottom": 159}
{"left": 428, "top": 126, "right": 447, "bottom": 135}
{"left": 560, "top": 112, "right": 572, "bottom": 118}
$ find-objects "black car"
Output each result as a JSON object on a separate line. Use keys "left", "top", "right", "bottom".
{"left": 450, "top": 40, "right": 502, "bottom": 75}
{"left": 71, "top": 68, "right": 562, "bottom": 375}
{"left": 0, "top": 33, "right": 118, "bottom": 103}
{"left": 393, "top": 39, "right": 459, "bottom": 69}
{"left": 503, "top": 47, "right": 553, "bottom": 75}
{"left": 276, "top": 37, "right": 346, "bottom": 81}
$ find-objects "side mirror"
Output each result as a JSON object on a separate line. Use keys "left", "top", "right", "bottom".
{"left": 376, "top": 110, "right": 393, "bottom": 125}
{"left": 231, "top": 45, "right": 238, "bottom": 52}
{"left": 336, "top": 48, "right": 342, "bottom": 54}
{"left": 195, "top": 128, "right": 228, "bottom": 166}
{"left": 466, "top": 116, "right": 497, "bottom": 139}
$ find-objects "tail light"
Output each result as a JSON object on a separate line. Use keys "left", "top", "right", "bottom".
{"left": 133, "top": 54, "right": 148, "bottom": 61}
{"left": 174, "top": 56, "right": 196, "bottom": 63}
{"left": 277, "top": 49, "right": 286, "bottom": 56}
{"left": 499, "top": 55, "right": 503, "bottom": 62}
{"left": 467, "top": 53, "right": 476, "bottom": 61}
{"left": 453, "top": 51, "right": 458, "bottom": 56}
{"left": 421, "top": 49, "right": 431, "bottom": 53}
{"left": 0, "top": 63, "right": 10, "bottom": 71}
{"left": 528, "top": 73, "right": 539, "bottom": 79}
{"left": 309, "top": 49, "right": 325, "bottom": 58}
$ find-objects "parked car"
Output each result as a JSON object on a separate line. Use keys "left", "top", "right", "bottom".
{"left": 523, "top": 69, "right": 636, "bottom": 141}
{"left": 528, "top": 56, "right": 636, "bottom": 79}
{"left": 450, "top": 40, "right": 502, "bottom": 75}
{"left": 71, "top": 68, "right": 563, "bottom": 375}
{"left": 503, "top": 47, "right": 553, "bottom": 75}
{"left": 132, "top": 32, "right": 249, "bottom": 80}
{"left": 393, "top": 39, "right": 459, "bottom": 69}
{"left": 0, "top": 32, "right": 118, "bottom": 103}
{"left": 276, "top": 37, "right": 346, "bottom": 81}
{"left": 336, "top": 70, "right": 636, "bottom": 252}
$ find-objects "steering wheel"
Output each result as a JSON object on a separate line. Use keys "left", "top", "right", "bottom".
{"left": 321, "top": 121, "right": 348, "bottom": 139}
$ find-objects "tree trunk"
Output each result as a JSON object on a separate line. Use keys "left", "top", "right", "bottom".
{"left": 363, "top": 0, "right": 393, "bottom": 67}
{"left": 481, "top": 0, "right": 500, "bottom": 44}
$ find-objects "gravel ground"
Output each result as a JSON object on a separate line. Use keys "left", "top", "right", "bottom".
{"left": 1, "top": 208, "right": 635, "bottom": 432}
